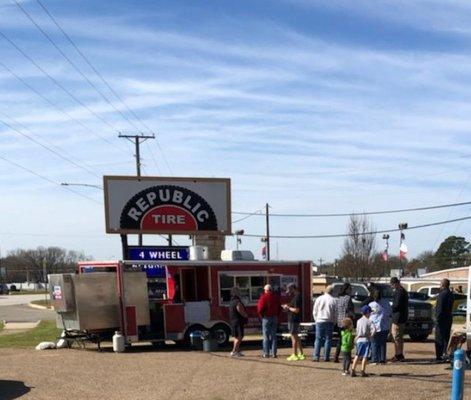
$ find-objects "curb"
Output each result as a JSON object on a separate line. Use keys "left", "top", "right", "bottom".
{"left": 28, "top": 302, "right": 54, "bottom": 311}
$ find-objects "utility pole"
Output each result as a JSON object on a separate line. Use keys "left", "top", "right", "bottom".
{"left": 318, "top": 258, "right": 324, "bottom": 270}
{"left": 265, "top": 203, "right": 270, "bottom": 261}
{"left": 119, "top": 133, "right": 155, "bottom": 246}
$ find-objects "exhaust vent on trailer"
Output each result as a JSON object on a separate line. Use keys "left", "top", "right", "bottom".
{"left": 220, "top": 250, "right": 255, "bottom": 261}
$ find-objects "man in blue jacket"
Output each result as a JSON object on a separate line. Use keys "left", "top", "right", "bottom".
{"left": 435, "top": 278, "right": 454, "bottom": 362}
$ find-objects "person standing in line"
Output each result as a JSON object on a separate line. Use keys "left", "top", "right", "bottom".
{"left": 229, "top": 287, "right": 248, "bottom": 357}
{"left": 390, "top": 277, "right": 409, "bottom": 362}
{"left": 435, "top": 278, "right": 454, "bottom": 362}
{"left": 282, "top": 283, "right": 306, "bottom": 361}
{"left": 340, "top": 317, "right": 355, "bottom": 376}
{"left": 351, "top": 305, "right": 375, "bottom": 377}
{"left": 257, "top": 284, "right": 281, "bottom": 358}
{"left": 313, "top": 285, "right": 337, "bottom": 362}
{"left": 334, "top": 283, "right": 354, "bottom": 363}
{"left": 368, "top": 289, "right": 391, "bottom": 364}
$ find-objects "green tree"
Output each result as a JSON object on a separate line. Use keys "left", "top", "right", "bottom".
{"left": 435, "top": 236, "right": 470, "bottom": 270}
{"left": 405, "top": 250, "right": 436, "bottom": 275}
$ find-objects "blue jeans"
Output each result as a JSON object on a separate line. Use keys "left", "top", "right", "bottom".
{"left": 372, "top": 330, "right": 388, "bottom": 363}
{"left": 262, "top": 316, "right": 278, "bottom": 356}
{"left": 314, "top": 322, "right": 334, "bottom": 360}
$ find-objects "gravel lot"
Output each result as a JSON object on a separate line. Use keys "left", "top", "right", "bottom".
{"left": 0, "top": 340, "right": 469, "bottom": 400}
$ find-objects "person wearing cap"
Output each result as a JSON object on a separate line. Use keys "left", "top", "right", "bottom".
{"left": 257, "top": 284, "right": 281, "bottom": 358}
{"left": 282, "top": 283, "right": 306, "bottom": 361}
{"left": 312, "top": 285, "right": 337, "bottom": 362}
{"left": 390, "top": 277, "right": 409, "bottom": 362}
{"left": 351, "top": 305, "right": 375, "bottom": 377}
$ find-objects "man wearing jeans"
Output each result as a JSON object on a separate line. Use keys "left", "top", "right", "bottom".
{"left": 257, "top": 284, "right": 281, "bottom": 358}
{"left": 313, "top": 285, "right": 337, "bottom": 362}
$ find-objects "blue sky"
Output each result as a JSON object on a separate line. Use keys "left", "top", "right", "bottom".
{"left": 2, "top": 0, "right": 471, "bottom": 263}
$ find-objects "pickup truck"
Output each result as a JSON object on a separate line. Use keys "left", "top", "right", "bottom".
{"left": 330, "top": 282, "right": 434, "bottom": 342}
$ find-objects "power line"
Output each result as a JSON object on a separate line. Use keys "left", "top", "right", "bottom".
{"left": 233, "top": 209, "right": 263, "bottom": 224}
{"left": 232, "top": 200, "right": 471, "bottom": 218}
{"left": 12, "top": 0, "right": 142, "bottom": 132}
{"left": 241, "top": 215, "right": 471, "bottom": 239}
{"left": 0, "top": 113, "right": 100, "bottom": 178}
{"left": 0, "top": 30, "right": 126, "bottom": 139}
{"left": 0, "top": 61, "right": 127, "bottom": 155}
{"left": 31, "top": 0, "right": 174, "bottom": 175}
{"left": 33, "top": 0, "right": 146, "bottom": 130}
{"left": 0, "top": 155, "right": 102, "bottom": 204}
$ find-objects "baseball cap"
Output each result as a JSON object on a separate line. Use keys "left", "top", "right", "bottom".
{"left": 361, "top": 305, "right": 372, "bottom": 315}
{"left": 286, "top": 282, "right": 296, "bottom": 293}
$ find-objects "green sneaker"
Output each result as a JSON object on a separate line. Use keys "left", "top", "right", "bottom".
{"left": 297, "top": 353, "right": 306, "bottom": 360}
{"left": 287, "top": 354, "right": 299, "bottom": 361}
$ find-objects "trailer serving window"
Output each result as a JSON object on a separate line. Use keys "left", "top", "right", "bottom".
{"left": 219, "top": 272, "right": 283, "bottom": 305}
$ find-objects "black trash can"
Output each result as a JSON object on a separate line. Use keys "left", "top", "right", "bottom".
{"left": 189, "top": 331, "right": 204, "bottom": 350}
{"left": 202, "top": 331, "right": 218, "bottom": 352}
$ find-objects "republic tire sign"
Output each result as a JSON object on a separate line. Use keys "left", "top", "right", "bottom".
{"left": 104, "top": 176, "right": 231, "bottom": 235}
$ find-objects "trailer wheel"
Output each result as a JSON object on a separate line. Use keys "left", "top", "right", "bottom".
{"left": 211, "top": 323, "right": 231, "bottom": 347}
{"left": 184, "top": 324, "right": 206, "bottom": 348}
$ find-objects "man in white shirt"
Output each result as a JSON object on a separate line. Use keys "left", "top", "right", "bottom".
{"left": 312, "top": 285, "right": 337, "bottom": 362}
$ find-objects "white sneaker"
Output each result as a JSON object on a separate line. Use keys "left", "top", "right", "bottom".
{"left": 230, "top": 351, "right": 238, "bottom": 357}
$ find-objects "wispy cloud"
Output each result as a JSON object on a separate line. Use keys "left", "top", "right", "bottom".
{"left": 1, "top": 0, "right": 471, "bottom": 260}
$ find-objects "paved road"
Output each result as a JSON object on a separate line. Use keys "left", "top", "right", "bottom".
{"left": 0, "top": 294, "right": 48, "bottom": 306}
{"left": 0, "top": 304, "right": 55, "bottom": 322}
{"left": 0, "top": 294, "right": 55, "bottom": 322}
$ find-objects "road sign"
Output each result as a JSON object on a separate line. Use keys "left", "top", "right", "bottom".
{"left": 127, "top": 246, "right": 190, "bottom": 261}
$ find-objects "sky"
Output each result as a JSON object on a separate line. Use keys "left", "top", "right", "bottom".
{"left": 2, "top": 0, "right": 471, "bottom": 263}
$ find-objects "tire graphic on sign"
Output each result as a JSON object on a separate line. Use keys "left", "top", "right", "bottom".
{"left": 120, "top": 185, "right": 218, "bottom": 232}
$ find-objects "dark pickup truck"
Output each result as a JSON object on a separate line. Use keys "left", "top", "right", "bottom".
{"left": 330, "top": 282, "right": 434, "bottom": 342}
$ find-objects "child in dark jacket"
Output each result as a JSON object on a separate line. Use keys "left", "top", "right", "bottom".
{"left": 340, "top": 317, "right": 354, "bottom": 376}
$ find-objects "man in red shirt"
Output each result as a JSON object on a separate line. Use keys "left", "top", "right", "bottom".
{"left": 257, "top": 284, "right": 281, "bottom": 358}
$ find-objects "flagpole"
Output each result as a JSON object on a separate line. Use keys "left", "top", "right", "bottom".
{"left": 398, "top": 223, "right": 408, "bottom": 277}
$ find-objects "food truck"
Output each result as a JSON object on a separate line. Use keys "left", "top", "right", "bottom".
{"left": 50, "top": 258, "right": 313, "bottom": 347}
{"left": 49, "top": 175, "right": 314, "bottom": 347}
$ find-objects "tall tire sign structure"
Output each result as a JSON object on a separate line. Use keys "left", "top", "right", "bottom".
{"left": 104, "top": 176, "right": 231, "bottom": 236}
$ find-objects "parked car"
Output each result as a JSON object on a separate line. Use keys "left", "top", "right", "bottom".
{"left": 330, "top": 282, "right": 434, "bottom": 342}
{"left": 0, "top": 283, "right": 10, "bottom": 295}
{"left": 408, "top": 291, "right": 430, "bottom": 301}
{"left": 427, "top": 292, "right": 467, "bottom": 314}
{"left": 417, "top": 286, "right": 440, "bottom": 298}
{"left": 455, "top": 301, "right": 467, "bottom": 316}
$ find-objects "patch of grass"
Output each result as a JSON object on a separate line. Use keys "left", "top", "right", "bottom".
{"left": 454, "top": 315, "right": 466, "bottom": 325}
{"left": 0, "top": 320, "right": 4, "bottom": 332}
{"left": 31, "top": 299, "right": 52, "bottom": 308}
{"left": 0, "top": 320, "right": 60, "bottom": 348}
{"left": 9, "top": 290, "right": 48, "bottom": 295}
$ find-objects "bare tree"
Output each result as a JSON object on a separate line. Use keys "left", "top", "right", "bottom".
{"left": 1, "top": 246, "right": 92, "bottom": 282}
{"left": 338, "top": 214, "right": 376, "bottom": 278}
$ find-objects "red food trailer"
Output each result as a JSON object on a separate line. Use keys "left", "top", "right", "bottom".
{"left": 76, "top": 259, "right": 313, "bottom": 346}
